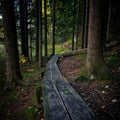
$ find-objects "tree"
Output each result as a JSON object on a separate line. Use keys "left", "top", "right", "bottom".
{"left": 81, "top": 0, "right": 89, "bottom": 48}
{"left": 35, "top": 0, "right": 39, "bottom": 61}
{"left": 52, "top": 0, "right": 55, "bottom": 55}
{"left": 1, "top": 0, "right": 22, "bottom": 88}
{"left": 19, "top": 0, "right": 29, "bottom": 57}
{"left": 72, "top": 0, "right": 76, "bottom": 51}
{"left": 38, "top": 0, "right": 43, "bottom": 66}
{"left": 86, "top": 0, "right": 110, "bottom": 79}
{"left": 44, "top": 0, "right": 48, "bottom": 56}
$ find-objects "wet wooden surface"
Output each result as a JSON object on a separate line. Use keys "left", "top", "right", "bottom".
{"left": 42, "top": 55, "right": 96, "bottom": 120}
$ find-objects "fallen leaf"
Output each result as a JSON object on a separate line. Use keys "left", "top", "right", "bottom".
{"left": 112, "top": 99, "right": 117, "bottom": 103}
{"left": 104, "top": 85, "right": 109, "bottom": 88}
{"left": 102, "top": 91, "right": 105, "bottom": 94}
{"left": 101, "top": 105, "right": 106, "bottom": 109}
{"left": 64, "top": 90, "right": 69, "bottom": 94}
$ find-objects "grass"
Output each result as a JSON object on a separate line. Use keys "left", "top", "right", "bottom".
{"left": 105, "top": 53, "right": 120, "bottom": 64}
{"left": 19, "top": 106, "right": 38, "bottom": 120}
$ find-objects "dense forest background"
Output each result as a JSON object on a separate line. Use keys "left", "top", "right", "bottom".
{"left": 0, "top": 0, "right": 120, "bottom": 94}
{"left": 0, "top": 0, "right": 120, "bottom": 59}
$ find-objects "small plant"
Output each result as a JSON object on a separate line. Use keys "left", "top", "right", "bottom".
{"left": 105, "top": 54, "right": 120, "bottom": 64}
{"left": 76, "top": 71, "right": 87, "bottom": 81}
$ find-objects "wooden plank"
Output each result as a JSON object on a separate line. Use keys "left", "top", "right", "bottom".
{"left": 55, "top": 79, "right": 96, "bottom": 120}
{"left": 48, "top": 55, "right": 60, "bottom": 64}
{"left": 43, "top": 55, "right": 96, "bottom": 120}
{"left": 42, "top": 80, "right": 71, "bottom": 120}
{"left": 43, "top": 60, "right": 71, "bottom": 120}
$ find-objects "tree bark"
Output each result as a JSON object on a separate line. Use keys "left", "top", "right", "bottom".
{"left": 52, "top": 0, "right": 55, "bottom": 55}
{"left": 82, "top": 0, "right": 89, "bottom": 49}
{"left": 2, "top": 0, "right": 22, "bottom": 88}
{"left": 87, "top": 0, "right": 110, "bottom": 79}
{"left": 39, "top": 0, "right": 43, "bottom": 66}
{"left": 44, "top": 0, "right": 48, "bottom": 56}
{"left": 19, "top": 0, "right": 29, "bottom": 57}
{"left": 36, "top": 0, "right": 39, "bottom": 61}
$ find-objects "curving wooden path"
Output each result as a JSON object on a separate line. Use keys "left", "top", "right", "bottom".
{"left": 42, "top": 55, "right": 96, "bottom": 120}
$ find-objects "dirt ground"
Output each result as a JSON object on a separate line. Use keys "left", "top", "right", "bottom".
{"left": 0, "top": 61, "right": 44, "bottom": 120}
{"left": 58, "top": 47, "right": 120, "bottom": 120}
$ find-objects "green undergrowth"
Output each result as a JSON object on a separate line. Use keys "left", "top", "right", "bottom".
{"left": 105, "top": 52, "right": 120, "bottom": 64}
{"left": 76, "top": 50, "right": 120, "bottom": 82}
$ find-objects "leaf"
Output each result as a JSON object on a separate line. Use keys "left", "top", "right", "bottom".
{"left": 112, "top": 99, "right": 117, "bottom": 103}
{"left": 64, "top": 90, "right": 69, "bottom": 94}
{"left": 102, "top": 91, "right": 105, "bottom": 94}
{"left": 104, "top": 85, "right": 109, "bottom": 89}
{"left": 101, "top": 105, "right": 106, "bottom": 109}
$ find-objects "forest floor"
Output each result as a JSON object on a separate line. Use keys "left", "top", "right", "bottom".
{"left": 0, "top": 62, "right": 44, "bottom": 120}
{"left": 0, "top": 45, "right": 120, "bottom": 120}
{"left": 58, "top": 45, "right": 120, "bottom": 120}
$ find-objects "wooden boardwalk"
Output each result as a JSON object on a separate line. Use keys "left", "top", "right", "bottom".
{"left": 42, "top": 55, "right": 96, "bottom": 120}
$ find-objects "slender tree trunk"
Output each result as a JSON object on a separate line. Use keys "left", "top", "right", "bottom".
{"left": 101, "top": 0, "right": 109, "bottom": 51}
{"left": 19, "top": 0, "right": 29, "bottom": 57}
{"left": 76, "top": 0, "right": 80, "bottom": 50}
{"left": 106, "top": 1, "right": 112, "bottom": 43}
{"left": 44, "top": 0, "right": 48, "bottom": 56}
{"left": 52, "top": 0, "right": 55, "bottom": 55}
{"left": 39, "top": 0, "right": 43, "bottom": 66}
{"left": 36, "top": 0, "right": 39, "bottom": 61}
{"left": 87, "top": 0, "right": 110, "bottom": 79}
{"left": 72, "top": 0, "right": 76, "bottom": 51}
{"left": 82, "top": 0, "right": 89, "bottom": 48}
{"left": 2, "top": 0, "right": 22, "bottom": 88}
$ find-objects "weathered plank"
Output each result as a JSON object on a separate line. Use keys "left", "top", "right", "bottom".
{"left": 55, "top": 79, "right": 96, "bottom": 120}
{"left": 48, "top": 54, "right": 61, "bottom": 64}
{"left": 43, "top": 55, "right": 97, "bottom": 120}
{"left": 42, "top": 81, "right": 70, "bottom": 120}
{"left": 43, "top": 61, "right": 70, "bottom": 120}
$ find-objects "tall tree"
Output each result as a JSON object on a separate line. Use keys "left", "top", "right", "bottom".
{"left": 36, "top": 0, "right": 39, "bottom": 61}
{"left": 44, "top": 0, "right": 48, "bottom": 56}
{"left": 1, "top": 0, "right": 22, "bottom": 88}
{"left": 52, "top": 0, "right": 55, "bottom": 55}
{"left": 72, "top": 0, "right": 76, "bottom": 51}
{"left": 81, "top": 0, "right": 89, "bottom": 48}
{"left": 38, "top": 0, "right": 43, "bottom": 66}
{"left": 19, "top": 0, "right": 29, "bottom": 57}
{"left": 86, "top": 0, "right": 110, "bottom": 79}
{"left": 76, "top": 0, "right": 80, "bottom": 50}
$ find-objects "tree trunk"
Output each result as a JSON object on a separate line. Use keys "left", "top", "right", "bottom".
{"left": 81, "top": 0, "right": 89, "bottom": 49}
{"left": 39, "top": 0, "right": 43, "bottom": 66}
{"left": 36, "top": 0, "right": 39, "bottom": 61}
{"left": 19, "top": 0, "right": 29, "bottom": 57}
{"left": 44, "top": 0, "right": 48, "bottom": 56}
{"left": 52, "top": 0, "right": 55, "bottom": 55}
{"left": 72, "top": 0, "right": 76, "bottom": 51}
{"left": 87, "top": 0, "right": 110, "bottom": 79}
{"left": 2, "top": 0, "right": 22, "bottom": 88}
{"left": 76, "top": 0, "right": 80, "bottom": 50}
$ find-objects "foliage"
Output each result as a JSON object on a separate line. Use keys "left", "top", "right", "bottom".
{"left": 20, "top": 55, "right": 28, "bottom": 64}
{"left": 105, "top": 52, "right": 120, "bottom": 64}
{"left": 76, "top": 71, "right": 87, "bottom": 82}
